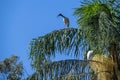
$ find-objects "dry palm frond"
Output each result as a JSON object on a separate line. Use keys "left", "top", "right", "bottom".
{"left": 90, "top": 54, "right": 120, "bottom": 80}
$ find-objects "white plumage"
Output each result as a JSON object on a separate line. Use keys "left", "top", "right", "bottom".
{"left": 87, "top": 50, "right": 94, "bottom": 60}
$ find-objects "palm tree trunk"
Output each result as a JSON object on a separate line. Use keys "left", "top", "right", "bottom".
{"left": 109, "top": 42, "right": 118, "bottom": 80}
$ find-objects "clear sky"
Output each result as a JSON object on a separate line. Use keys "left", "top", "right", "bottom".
{"left": 0, "top": 0, "right": 81, "bottom": 78}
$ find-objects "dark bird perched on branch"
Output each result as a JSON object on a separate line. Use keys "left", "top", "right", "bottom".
{"left": 58, "top": 13, "right": 70, "bottom": 28}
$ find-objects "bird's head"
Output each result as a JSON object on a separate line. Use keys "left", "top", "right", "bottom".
{"left": 87, "top": 50, "right": 94, "bottom": 60}
{"left": 57, "top": 13, "right": 63, "bottom": 17}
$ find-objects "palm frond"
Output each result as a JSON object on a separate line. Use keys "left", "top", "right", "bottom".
{"left": 27, "top": 59, "right": 101, "bottom": 80}
{"left": 29, "top": 28, "right": 86, "bottom": 69}
{"left": 74, "top": 0, "right": 110, "bottom": 28}
{"left": 74, "top": 0, "right": 120, "bottom": 52}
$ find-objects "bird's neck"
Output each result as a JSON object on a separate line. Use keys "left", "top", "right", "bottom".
{"left": 60, "top": 14, "right": 65, "bottom": 18}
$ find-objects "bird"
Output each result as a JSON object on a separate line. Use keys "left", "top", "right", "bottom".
{"left": 87, "top": 50, "right": 94, "bottom": 60}
{"left": 57, "top": 13, "right": 70, "bottom": 27}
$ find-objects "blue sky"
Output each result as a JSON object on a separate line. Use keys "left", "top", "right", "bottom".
{"left": 0, "top": 0, "right": 81, "bottom": 78}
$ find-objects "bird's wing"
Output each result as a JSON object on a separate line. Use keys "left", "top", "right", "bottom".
{"left": 64, "top": 17, "right": 69, "bottom": 27}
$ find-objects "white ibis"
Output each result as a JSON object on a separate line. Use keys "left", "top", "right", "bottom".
{"left": 58, "top": 13, "right": 70, "bottom": 27}
{"left": 87, "top": 50, "right": 94, "bottom": 60}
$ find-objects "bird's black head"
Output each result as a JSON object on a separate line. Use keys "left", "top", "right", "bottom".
{"left": 57, "top": 13, "right": 63, "bottom": 17}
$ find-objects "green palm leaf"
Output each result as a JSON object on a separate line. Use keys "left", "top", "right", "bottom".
{"left": 74, "top": 0, "right": 120, "bottom": 52}
{"left": 27, "top": 59, "right": 100, "bottom": 80}
{"left": 29, "top": 28, "right": 86, "bottom": 69}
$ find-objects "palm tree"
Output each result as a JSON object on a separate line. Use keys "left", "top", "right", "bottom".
{"left": 74, "top": 0, "right": 120, "bottom": 79}
{"left": 28, "top": 0, "right": 120, "bottom": 80}
{"left": 28, "top": 28, "right": 96, "bottom": 80}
